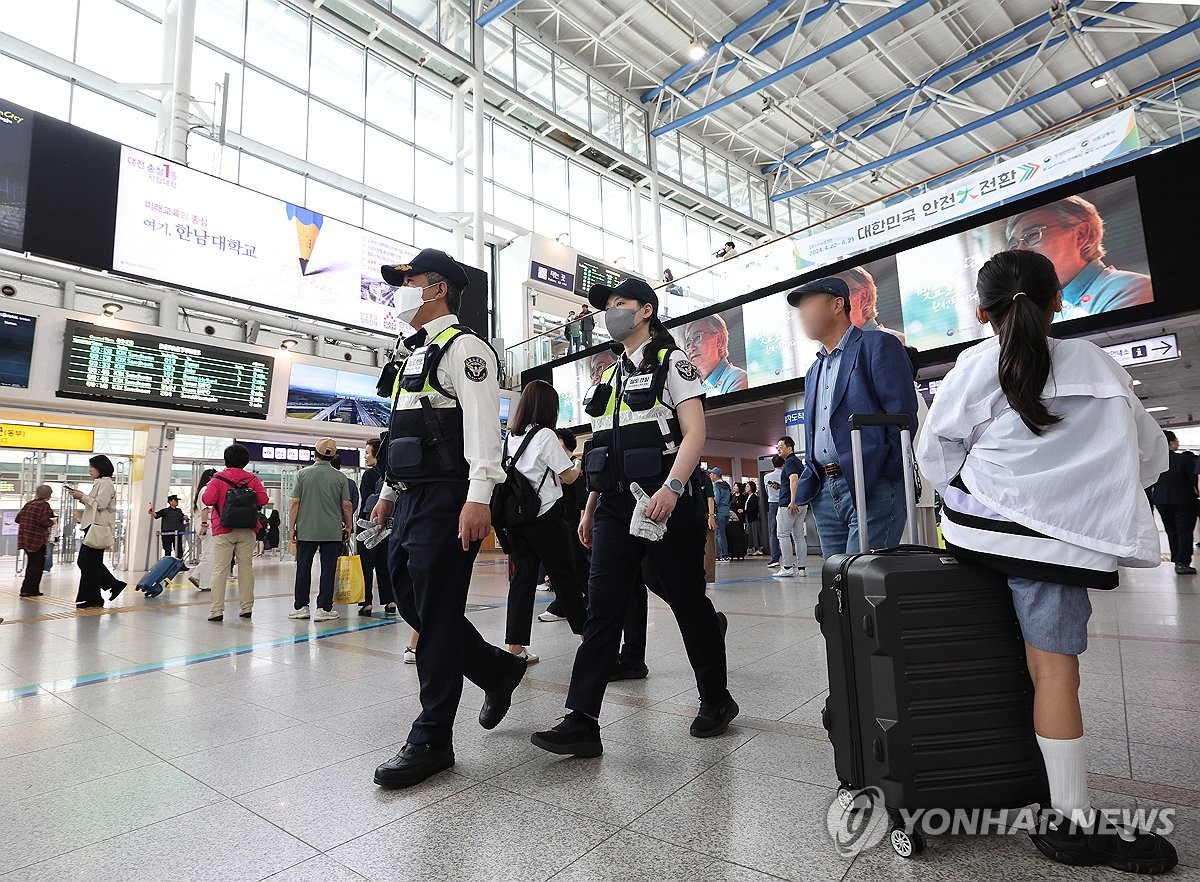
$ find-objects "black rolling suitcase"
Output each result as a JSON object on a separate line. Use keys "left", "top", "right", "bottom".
{"left": 816, "top": 414, "right": 1048, "bottom": 857}
{"left": 726, "top": 518, "right": 748, "bottom": 559}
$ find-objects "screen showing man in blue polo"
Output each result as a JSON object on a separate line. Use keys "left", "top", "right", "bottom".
{"left": 682, "top": 308, "right": 748, "bottom": 396}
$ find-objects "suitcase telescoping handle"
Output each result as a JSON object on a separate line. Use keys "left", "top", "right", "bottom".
{"left": 847, "top": 413, "right": 919, "bottom": 554}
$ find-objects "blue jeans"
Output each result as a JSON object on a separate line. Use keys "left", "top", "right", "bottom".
{"left": 809, "top": 474, "right": 905, "bottom": 559}
{"left": 767, "top": 502, "right": 781, "bottom": 562}
{"left": 715, "top": 512, "right": 730, "bottom": 558}
{"left": 294, "top": 540, "right": 341, "bottom": 611}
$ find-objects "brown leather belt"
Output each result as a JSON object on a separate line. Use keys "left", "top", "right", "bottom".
{"left": 817, "top": 461, "right": 842, "bottom": 478}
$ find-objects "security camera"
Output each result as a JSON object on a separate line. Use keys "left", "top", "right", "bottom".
{"left": 204, "top": 325, "right": 216, "bottom": 335}
{"left": 343, "top": 352, "right": 353, "bottom": 362}
{"left": 0, "top": 284, "right": 15, "bottom": 297}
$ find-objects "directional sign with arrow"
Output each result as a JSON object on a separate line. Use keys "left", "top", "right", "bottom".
{"left": 1102, "top": 334, "right": 1179, "bottom": 368}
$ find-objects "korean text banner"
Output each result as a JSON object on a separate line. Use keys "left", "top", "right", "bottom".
{"left": 112, "top": 147, "right": 418, "bottom": 334}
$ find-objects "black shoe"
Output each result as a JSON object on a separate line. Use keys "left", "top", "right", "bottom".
{"left": 109, "top": 582, "right": 126, "bottom": 602}
{"left": 690, "top": 697, "right": 739, "bottom": 738}
{"left": 1029, "top": 811, "right": 1178, "bottom": 874}
{"left": 531, "top": 711, "right": 602, "bottom": 757}
{"left": 607, "top": 658, "right": 649, "bottom": 681}
{"left": 373, "top": 742, "right": 455, "bottom": 789}
{"left": 1175, "top": 564, "right": 1197, "bottom": 575}
{"left": 19, "top": 592, "right": 43, "bottom": 598}
{"left": 240, "top": 611, "right": 252, "bottom": 619}
{"left": 479, "top": 653, "right": 528, "bottom": 730}
{"left": 208, "top": 614, "right": 223, "bottom": 622}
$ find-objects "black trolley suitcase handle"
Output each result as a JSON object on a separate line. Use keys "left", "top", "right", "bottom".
{"left": 847, "top": 413, "right": 919, "bottom": 554}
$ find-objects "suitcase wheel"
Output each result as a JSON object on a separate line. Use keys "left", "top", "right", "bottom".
{"left": 835, "top": 785, "right": 856, "bottom": 812}
{"left": 888, "top": 825, "right": 924, "bottom": 858}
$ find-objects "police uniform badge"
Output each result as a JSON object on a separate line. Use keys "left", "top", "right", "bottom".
{"left": 675, "top": 358, "right": 700, "bottom": 382}
{"left": 464, "top": 355, "right": 488, "bottom": 382}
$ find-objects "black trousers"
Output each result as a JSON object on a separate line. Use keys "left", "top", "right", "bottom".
{"left": 1157, "top": 502, "right": 1199, "bottom": 566}
{"left": 20, "top": 544, "right": 46, "bottom": 595}
{"left": 504, "top": 502, "right": 587, "bottom": 645}
{"left": 76, "top": 530, "right": 122, "bottom": 605}
{"left": 360, "top": 541, "right": 395, "bottom": 607}
{"left": 161, "top": 533, "right": 184, "bottom": 558}
{"left": 294, "top": 540, "right": 340, "bottom": 611}
{"left": 389, "top": 481, "right": 516, "bottom": 748}
{"left": 566, "top": 488, "right": 729, "bottom": 717}
{"left": 618, "top": 562, "right": 650, "bottom": 666}
{"left": 546, "top": 515, "right": 589, "bottom": 618}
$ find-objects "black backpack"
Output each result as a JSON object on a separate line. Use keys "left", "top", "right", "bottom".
{"left": 213, "top": 473, "right": 260, "bottom": 529}
{"left": 491, "top": 428, "right": 552, "bottom": 533}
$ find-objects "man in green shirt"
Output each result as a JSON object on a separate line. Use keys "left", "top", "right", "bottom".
{"left": 289, "top": 438, "right": 353, "bottom": 622}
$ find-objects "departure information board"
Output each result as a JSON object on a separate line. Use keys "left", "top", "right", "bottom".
{"left": 573, "top": 255, "right": 630, "bottom": 297}
{"left": 59, "top": 320, "right": 273, "bottom": 417}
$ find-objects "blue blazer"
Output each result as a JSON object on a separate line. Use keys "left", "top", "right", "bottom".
{"left": 796, "top": 326, "right": 919, "bottom": 505}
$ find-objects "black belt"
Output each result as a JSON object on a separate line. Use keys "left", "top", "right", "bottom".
{"left": 815, "top": 461, "right": 842, "bottom": 478}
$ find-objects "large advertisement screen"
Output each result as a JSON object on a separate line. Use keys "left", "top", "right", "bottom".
{"left": 0, "top": 311, "right": 35, "bottom": 388}
{"left": 59, "top": 320, "right": 272, "bottom": 417}
{"left": 0, "top": 100, "right": 33, "bottom": 253}
{"left": 285, "top": 363, "right": 391, "bottom": 428}
{"left": 112, "top": 146, "right": 418, "bottom": 334}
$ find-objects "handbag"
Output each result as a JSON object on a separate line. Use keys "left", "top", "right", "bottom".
{"left": 333, "top": 551, "right": 366, "bottom": 605}
{"left": 83, "top": 523, "right": 113, "bottom": 550}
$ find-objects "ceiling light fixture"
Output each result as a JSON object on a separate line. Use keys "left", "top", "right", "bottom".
{"left": 101, "top": 302, "right": 122, "bottom": 317}
{"left": 280, "top": 338, "right": 299, "bottom": 351}
{"left": 688, "top": 39, "right": 706, "bottom": 60}
{"left": 1091, "top": 76, "right": 1108, "bottom": 89}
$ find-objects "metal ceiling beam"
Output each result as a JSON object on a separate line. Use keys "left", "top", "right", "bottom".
{"left": 477, "top": 0, "right": 524, "bottom": 28}
{"left": 764, "top": 0, "right": 1111, "bottom": 174}
{"left": 651, "top": 0, "right": 935, "bottom": 137}
{"left": 771, "top": 20, "right": 1200, "bottom": 200}
{"left": 642, "top": 0, "right": 839, "bottom": 106}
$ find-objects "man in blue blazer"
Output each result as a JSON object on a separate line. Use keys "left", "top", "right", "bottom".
{"left": 787, "top": 277, "right": 918, "bottom": 557}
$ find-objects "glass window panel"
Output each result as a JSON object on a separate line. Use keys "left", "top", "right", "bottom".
{"left": 484, "top": 24, "right": 515, "bottom": 88}
{"left": 413, "top": 218, "right": 454, "bottom": 252}
{"left": 241, "top": 70, "right": 307, "bottom": 155}
{"left": 601, "top": 179, "right": 631, "bottom": 239}
{"left": 0, "top": 57, "right": 70, "bottom": 121}
{"left": 364, "top": 200, "right": 415, "bottom": 246}
{"left": 603, "top": 233, "right": 631, "bottom": 266}
{"left": 750, "top": 177, "right": 769, "bottom": 225}
{"left": 365, "top": 128, "right": 414, "bottom": 202}
{"left": 192, "top": 43, "right": 244, "bottom": 132}
{"left": 4, "top": 0, "right": 77, "bottom": 61}
{"left": 655, "top": 133, "right": 681, "bottom": 181}
{"left": 245, "top": 0, "right": 308, "bottom": 82}
{"left": 774, "top": 201, "right": 792, "bottom": 233}
{"left": 589, "top": 82, "right": 622, "bottom": 149}
{"left": 678, "top": 136, "right": 706, "bottom": 192}
{"left": 440, "top": 0, "right": 472, "bottom": 59}
{"left": 125, "top": 0, "right": 165, "bottom": 18}
{"left": 304, "top": 179, "right": 363, "bottom": 226}
{"left": 567, "top": 163, "right": 600, "bottom": 225}
{"left": 514, "top": 30, "right": 553, "bottom": 110}
{"left": 186, "top": 136, "right": 238, "bottom": 179}
{"left": 491, "top": 123, "right": 531, "bottom": 196}
{"left": 639, "top": 195, "right": 653, "bottom": 245}
{"left": 623, "top": 101, "right": 648, "bottom": 163}
{"left": 414, "top": 81, "right": 452, "bottom": 153}
{"left": 196, "top": 0, "right": 245, "bottom": 55}
{"left": 660, "top": 207, "right": 687, "bottom": 261}
{"left": 554, "top": 58, "right": 589, "bottom": 130}
{"left": 705, "top": 152, "right": 729, "bottom": 205}
{"left": 238, "top": 153, "right": 304, "bottom": 203}
{"left": 493, "top": 185, "right": 533, "bottom": 233}
{"left": 310, "top": 24, "right": 364, "bottom": 116}
{"left": 533, "top": 204, "right": 568, "bottom": 241}
{"left": 76, "top": 0, "right": 163, "bottom": 86}
{"left": 686, "top": 216, "right": 713, "bottom": 267}
{"left": 569, "top": 219, "right": 603, "bottom": 259}
{"left": 70, "top": 88, "right": 156, "bottom": 150}
{"left": 308, "top": 101, "right": 364, "bottom": 180}
{"left": 393, "top": 0, "right": 438, "bottom": 38}
{"left": 367, "top": 56, "right": 414, "bottom": 145}
{"left": 531, "top": 144, "right": 567, "bottom": 211}
{"left": 414, "top": 150, "right": 453, "bottom": 213}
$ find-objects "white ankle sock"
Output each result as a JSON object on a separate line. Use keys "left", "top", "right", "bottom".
{"left": 1037, "top": 734, "right": 1093, "bottom": 826}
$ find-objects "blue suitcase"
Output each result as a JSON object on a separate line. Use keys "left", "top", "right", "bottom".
{"left": 138, "top": 556, "right": 186, "bottom": 597}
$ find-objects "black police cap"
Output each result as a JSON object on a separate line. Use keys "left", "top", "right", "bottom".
{"left": 588, "top": 277, "right": 658, "bottom": 313}
{"left": 785, "top": 276, "right": 851, "bottom": 307}
{"left": 380, "top": 248, "right": 469, "bottom": 289}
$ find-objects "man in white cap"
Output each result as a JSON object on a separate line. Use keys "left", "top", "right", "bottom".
{"left": 289, "top": 437, "right": 353, "bottom": 622}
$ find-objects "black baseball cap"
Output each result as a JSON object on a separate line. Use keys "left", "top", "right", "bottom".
{"left": 588, "top": 277, "right": 658, "bottom": 313}
{"left": 785, "top": 276, "right": 850, "bottom": 307}
{"left": 381, "top": 248, "right": 469, "bottom": 289}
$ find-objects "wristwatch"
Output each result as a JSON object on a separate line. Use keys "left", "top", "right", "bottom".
{"left": 665, "top": 477, "right": 686, "bottom": 495}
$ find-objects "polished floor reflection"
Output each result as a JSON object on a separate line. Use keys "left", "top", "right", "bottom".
{"left": 0, "top": 551, "right": 1197, "bottom": 880}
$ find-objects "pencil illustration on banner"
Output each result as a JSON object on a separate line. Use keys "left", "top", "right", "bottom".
{"left": 286, "top": 204, "right": 323, "bottom": 275}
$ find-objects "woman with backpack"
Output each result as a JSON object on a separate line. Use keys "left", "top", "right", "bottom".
{"left": 498, "top": 379, "right": 587, "bottom": 663}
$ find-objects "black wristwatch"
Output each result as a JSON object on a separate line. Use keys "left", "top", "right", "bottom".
{"left": 665, "top": 477, "right": 686, "bottom": 495}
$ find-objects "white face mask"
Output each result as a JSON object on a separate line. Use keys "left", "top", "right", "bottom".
{"left": 396, "top": 282, "right": 440, "bottom": 326}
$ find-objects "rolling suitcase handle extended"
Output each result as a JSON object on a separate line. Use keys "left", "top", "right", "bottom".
{"left": 847, "top": 413, "right": 919, "bottom": 554}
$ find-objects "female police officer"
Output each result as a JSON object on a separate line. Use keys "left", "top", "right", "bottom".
{"left": 531, "top": 278, "right": 738, "bottom": 756}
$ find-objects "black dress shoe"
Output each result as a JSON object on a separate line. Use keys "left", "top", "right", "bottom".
{"left": 240, "top": 611, "right": 253, "bottom": 618}
{"left": 374, "top": 742, "right": 455, "bottom": 788}
{"left": 19, "top": 592, "right": 43, "bottom": 598}
{"left": 531, "top": 711, "right": 602, "bottom": 757}
{"left": 1029, "top": 810, "right": 1178, "bottom": 874}
{"left": 479, "top": 653, "right": 528, "bottom": 730}
{"left": 690, "top": 697, "right": 739, "bottom": 738}
{"left": 109, "top": 582, "right": 127, "bottom": 602}
{"left": 607, "top": 659, "right": 649, "bottom": 682}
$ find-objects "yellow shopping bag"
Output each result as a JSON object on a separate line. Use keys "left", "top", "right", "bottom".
{"left": 333, "top": 553, "right": 366, "bottom": 605}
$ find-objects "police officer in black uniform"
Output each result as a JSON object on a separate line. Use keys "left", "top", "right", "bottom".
{"left": 531, "top": 278, "right": 738, "bottom": 756}
{"left": 370, "top": 248, "right": 526, "bottom": 789}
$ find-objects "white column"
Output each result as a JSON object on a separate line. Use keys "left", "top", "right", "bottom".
{"left": 130, "top": 424, "right": 178, "bottom": 572}
{"left": 169, "top": 0, "right": 197, "bottom": 164}
{"left": 472, "top": 7, "right": 486, "bottom": 274}
{"left": 452, "top": 87, "right": 466, "bottom": 262}
{"left": 156, "top": 0, "right": 179, "bottom": 156}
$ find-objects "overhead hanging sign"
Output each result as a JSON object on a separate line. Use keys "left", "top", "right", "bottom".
{"left": 1102, "top": 333, "right": 1178, "bottom": 368}
{"left": 0, "top": 424, "right": 95, "bottom": 452}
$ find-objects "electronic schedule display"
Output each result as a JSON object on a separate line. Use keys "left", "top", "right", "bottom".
{"left": 59, "top": 320, "right": 273, "bottom": 418}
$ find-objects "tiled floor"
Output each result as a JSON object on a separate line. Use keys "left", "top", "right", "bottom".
{"left": 1, "top": 551, "right": 1198, "bottom": 881}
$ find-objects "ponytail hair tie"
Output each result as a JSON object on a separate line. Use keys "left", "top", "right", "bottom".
{"left": 1012, "top": 291, "right": 1027, "bottom": 301}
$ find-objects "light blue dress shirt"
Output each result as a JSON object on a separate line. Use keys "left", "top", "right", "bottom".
{"left": 812, "top": 325, "right": 855, "bottom": 465}
{"left": 1061, "top": 259, "right": 1153, "bottom": 315}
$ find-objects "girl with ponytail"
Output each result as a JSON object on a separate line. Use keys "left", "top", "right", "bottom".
{"left": 916, "top": 248, "right": 1174, "bottom": 873}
